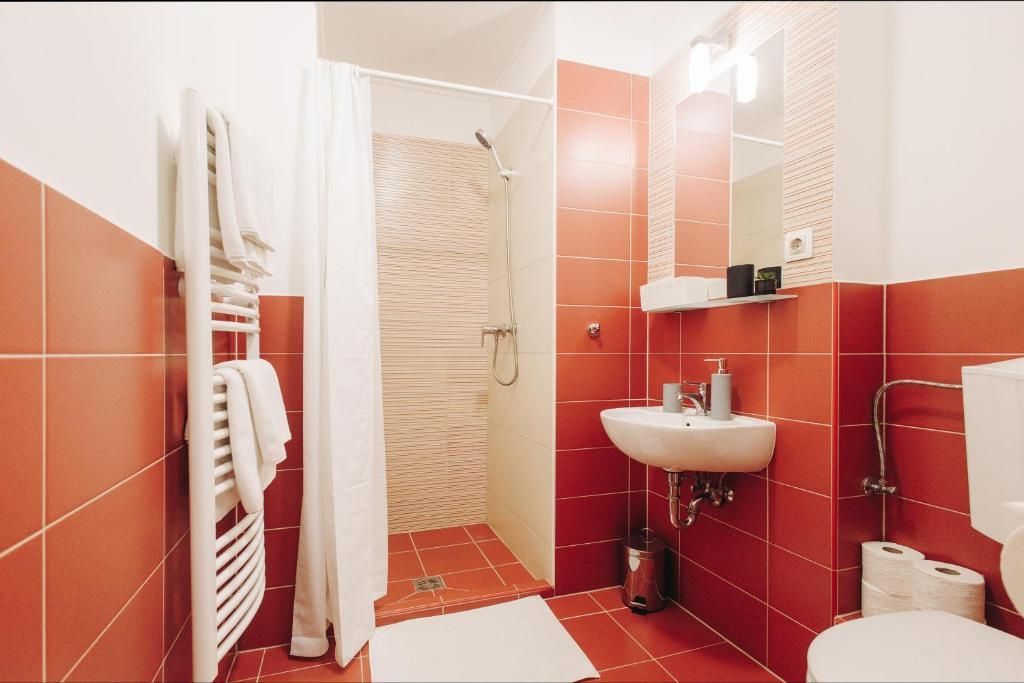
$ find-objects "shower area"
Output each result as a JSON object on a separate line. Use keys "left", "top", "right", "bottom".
{"left": 319, "top": 2, "right": 557, "bottom": 614}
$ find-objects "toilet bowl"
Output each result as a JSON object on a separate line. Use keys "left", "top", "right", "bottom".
{"left": 806, "top": 610, "right": 1024, "bottom": 682}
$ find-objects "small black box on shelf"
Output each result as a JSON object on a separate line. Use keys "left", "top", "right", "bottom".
{"left": 727, "top": 264, "right": 755, "bottom": 298}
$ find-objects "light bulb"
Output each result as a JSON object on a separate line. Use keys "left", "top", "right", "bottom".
{"left": 689, "top": 42, "right": 711, "bottom": 94}
{"left": 737, "top": 54, "right": 758, "bottom": 103}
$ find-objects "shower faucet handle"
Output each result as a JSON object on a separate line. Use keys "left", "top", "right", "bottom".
{"left": 480, "top": 324, "right": 508, "bottom": 347}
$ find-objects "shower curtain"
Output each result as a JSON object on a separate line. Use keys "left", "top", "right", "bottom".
{"left": 290, "top": 60, "right": 388, "bottom": 667}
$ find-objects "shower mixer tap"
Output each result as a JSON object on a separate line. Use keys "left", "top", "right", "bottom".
{"left": 481, "top": 324, "right": 512, "bottom": 347}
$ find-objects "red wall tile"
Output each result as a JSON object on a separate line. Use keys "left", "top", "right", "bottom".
{"left": 264, "top": 469, "right": 304, "bottom": 530}
{"left": 679, "top": 516, "right": 767, "bottom": 600}
{"left": 769, "top": 283, "right": 833, "bottom": 354}
{"left": 265, "top": 527, "right": 301, "bottom": 588}
{"left": 556, "top": 493, "right": 629, "bottom": 546}
{"left": 0, "top": 536, "right": 43, "bottom": 682}
{"left": 0, "top": 359, "right": 43, "bottom": 551}
{"left": 647, "top": 312, "right": 680, "bottom": 354}
{"left": 647, "top": 353, "right": 681, "bottom": 400}
{"left": 770, "top": 418, "right": 831, "bottom": 496}
{"left": 259, "top": 296, "right": 304, "bottom": 354}
{"left": 679, "top": 305, "right": 768, "bottom": 354}
{"left": 556, "top": 448, "right": 630, "bottom": 498}
{"left": 164, "top": 533, "right": 191, "bottom": 655}
{"left": 557, "top": 208, "right": 630, "bottom": 260}
{"left": 68, "top": 567, "right": 164, "bottom": 683}
{"left": 887, "top": 425, "right": 969, "bottom": 513}
{"left": 557, "top": 306, "right": 629, "bottom": 353}
{"left": 631, "top": 168, "right": 648, "bottom": 215}
{"left": 837, "top": 354, "right": 883, "bottom": 426}
{"left": 555, "top": 399, "right": 629, "bottom": 450}
{"left": 46, "top": 188, "right": 164, "bottom": 354}
{"left": 238, "top": 586, "right": 296, "bottom": 650}
{"left": 768, "top": 546, "right": 832, "bottom": 632}
{"left": 557, "top": 257, "right": 630, "bottom": 306}
{"left": 836, "top": 496, "right": 881, "bottom": 570}
{"left": 766, "top": 608, "right": 817, "bottom": 683}
{"left": 647, "top": 491, "right": 680, "bottom": 553}
{"left": 631, "top": 122, "right": 649, "bottom": 169}
{"left": 554, "top": 541, "right": 621, "bottom": 595}
{"left": 558, "top": 109, "right": 631, "bottom": 166}
{"left": 836, "top": 567, "right": 861, "bottom": 615}
{"left": 556, "top": 354, "right": 629, "bottom": 401}
{"left": 704, "top": 473, "right": 768, "bottom": 539}
{"left": 46, "top": 464, "right": 164, "bottom": 680}
{"left": 887, "top": 268, "right": 1024, "bottom": 354}
{"left": 768, "top": 354, "right": 832, "bottom": 424}
{"left": 678, "top": 557, "right": 767, "bottom": 662}
{"left": 263, "top": 353, "right": 303, "bottom": 411}
{"left": 630, "top": 215, "right": 648, "bottom": 261}
{"left": 768, "top": 482, "right": 831, "bottom": 567}
{"left": 557, "top": 61, "right": 631, "bottom": 118}
{"left": 838, "top": 283, "right": 883, "bottom": 353}
{"left": 46, "top": 356, "right": 165, "bottom": 520}
{"left": 836, "top": 425, "right": 877, "bottom": 498}
{"left": 0, "top": 159, "right": 43, "bottom": 354}
{"left": 558, "top": 158, "right": 631, "bottom": 213}
{"left": 631, "top": 76, "right": 649, "bottom": 123}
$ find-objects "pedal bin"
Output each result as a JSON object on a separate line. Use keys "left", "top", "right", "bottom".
{"left": 621, "top": 528, "right": 666, "bottom": 612}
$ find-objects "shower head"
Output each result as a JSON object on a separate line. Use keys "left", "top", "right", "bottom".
{"left": 475, "top": 128, "right": 512, "bottom": 179}
{"left": 474, "top": 128, "right": 493, "bottom": 150}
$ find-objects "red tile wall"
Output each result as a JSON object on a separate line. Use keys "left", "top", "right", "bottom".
{"left": 554, "top": 61, "right": 649, "bottom": 595}
{"left": 644, "top": 284, "right": 838, "bottom": 677}
{"left": 0, "top": 157, "right": 305, "bottom": 681}
{"left": 884, "top": 268, "right": 1024, "bottom": 636}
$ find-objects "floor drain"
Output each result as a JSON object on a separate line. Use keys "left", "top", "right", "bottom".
{"left": 412, "top": 576, "right": 445, "bottom": 592}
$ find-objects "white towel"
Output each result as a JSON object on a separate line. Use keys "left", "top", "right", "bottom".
{"left": 222, "top": 111, "right": 275, "bottom": 253}
{"left": 207, "top": 109, "right": 274, "bottom": 277}
{"left": 214, "top": 359, "right": 292, "bottom": 516}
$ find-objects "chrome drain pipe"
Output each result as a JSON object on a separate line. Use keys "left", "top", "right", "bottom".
{"left": 667, "top": 472, "right": 735, "bottom": 529}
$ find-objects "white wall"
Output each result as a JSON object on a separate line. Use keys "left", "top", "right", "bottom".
{"left": 833, "top": 1, "right": 890, "bottom": 284}
{"left": 883, "top": 1, "right": 1024, "bottom": 282}
{"left": 0, "top": 3, "right": 316, "bottom": 294}
{"left": 369, "top": 83, "right": 494, "bottom": 146}
{"left": 555, "top": 1, "right": 735, "bottom": 76}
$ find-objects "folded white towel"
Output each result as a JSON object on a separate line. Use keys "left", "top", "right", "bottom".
{"left": 213, "top": 359, "right": 292, "bottom": 516}
{"left": 222, "top": 111, "right": 275, "bottom": 254}
{"left": 207, "top": 109, "right": 273, "bottom": 277}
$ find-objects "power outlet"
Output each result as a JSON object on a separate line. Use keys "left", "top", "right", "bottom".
{"left": 783, "top": 228, "right": 814, "bottom": 262}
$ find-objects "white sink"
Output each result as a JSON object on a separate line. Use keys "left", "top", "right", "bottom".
{"left": 600, "top": 407, "right": 776, "bottom": 472}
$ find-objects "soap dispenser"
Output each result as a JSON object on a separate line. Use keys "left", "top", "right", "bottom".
{"left": 705, "top": 358, "right": 732, "bottom": 420}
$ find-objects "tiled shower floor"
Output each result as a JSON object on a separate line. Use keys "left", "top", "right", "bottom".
{"left": 223, "top": 587, "right": 781, "bottom": 682}
{"left": 376, "top": 523, "right": 552, "bottom": 623}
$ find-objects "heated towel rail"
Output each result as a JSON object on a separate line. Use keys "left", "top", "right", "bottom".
{"left": 178, "top": 89, "right": 266, "bottom": 682}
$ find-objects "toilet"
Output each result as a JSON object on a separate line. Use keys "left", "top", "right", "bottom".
{"left": 807, "top": 359, "right": 1024, "bottom": 682}
{"left": 806, "top": 610, "right": 1024, "bottom": 682}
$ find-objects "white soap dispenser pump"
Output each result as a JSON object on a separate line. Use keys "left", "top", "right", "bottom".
{"left": 705, "top": 357, "right": 732, "bottom": 420}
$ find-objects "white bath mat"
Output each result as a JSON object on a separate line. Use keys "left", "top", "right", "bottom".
{"left": 369, "top": 596, "right": 598, "bottom": 682}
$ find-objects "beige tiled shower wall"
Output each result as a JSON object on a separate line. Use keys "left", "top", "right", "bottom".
{"left": 486, "top": 64, "right": 557, "bottom": 583}
{"left": 374, "top": 134, "right": 490, "bottom": 532}
{"left": 649, "top": 1, "right": 837, "bottom": 286}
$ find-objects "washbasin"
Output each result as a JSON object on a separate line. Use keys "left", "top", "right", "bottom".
{"left": 600, "top": 407, "right": 776, "bottom": 472}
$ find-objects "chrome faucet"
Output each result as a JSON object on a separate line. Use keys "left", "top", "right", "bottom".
{"left": 677, "top": 380, "right": 708, "bottom": 415}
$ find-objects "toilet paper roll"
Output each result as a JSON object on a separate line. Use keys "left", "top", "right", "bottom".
{"left": 862, "top": 541, "right": 925, "bottom": 596}
{"left": 911, "top": 560, "right": 986, "bottom": 623}
{"left": 862, "top": 579, "right": 913, "bottom": 617}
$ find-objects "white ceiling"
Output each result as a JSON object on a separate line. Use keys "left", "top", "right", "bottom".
{"left": 318, "top": 1, "right": 546, "bottom": 88}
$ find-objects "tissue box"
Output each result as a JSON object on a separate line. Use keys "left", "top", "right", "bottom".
{"left": 640, "top": 277, "right": 709, "bottom": 312}
{"left": 708, "top": 278, "right": 727, "bottom": 300}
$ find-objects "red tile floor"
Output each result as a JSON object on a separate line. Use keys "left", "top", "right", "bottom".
{"left": 222, "top": 586, "right": 781, "bottom": 682}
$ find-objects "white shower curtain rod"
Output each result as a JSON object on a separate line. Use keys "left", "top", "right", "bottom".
{"left": 354, "top": 65, "right": 554, "bottom": 106}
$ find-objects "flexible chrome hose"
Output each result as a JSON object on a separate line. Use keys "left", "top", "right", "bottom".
{"left": 492, "top": 173, "right": 518, "bottom": 386}
{"left": 867, "top": 379, "right": 963, "bottom": 495}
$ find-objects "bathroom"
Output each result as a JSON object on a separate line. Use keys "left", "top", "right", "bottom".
{"left": 1, "top": 1, "right": 1023, "bottom": 681}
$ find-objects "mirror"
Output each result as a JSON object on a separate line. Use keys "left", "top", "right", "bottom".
{"left": 673, "top": 32, "right": 785, "bottom": 280}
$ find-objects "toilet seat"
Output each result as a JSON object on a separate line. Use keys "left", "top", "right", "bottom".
{"left": 806, "top": 610, "right": 1024, "bottom": 682}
